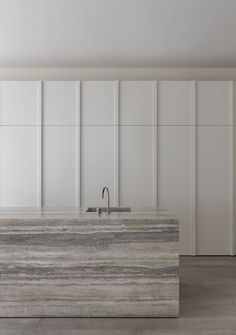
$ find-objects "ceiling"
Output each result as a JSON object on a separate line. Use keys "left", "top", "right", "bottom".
{"left": 0, "top": 0, "right": 236, "bottom": 68}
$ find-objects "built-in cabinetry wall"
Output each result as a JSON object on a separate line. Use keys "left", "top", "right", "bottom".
{"left": 0, "top": 80, "right": 235, "bottom": 256}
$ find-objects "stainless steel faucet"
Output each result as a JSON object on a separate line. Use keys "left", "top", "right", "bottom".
{"left": 102, "top": 186, "right": 110, "bottom": 214}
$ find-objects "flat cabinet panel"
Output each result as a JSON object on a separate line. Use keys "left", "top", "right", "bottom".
{"left": 0, "top": 127, "right": 39, "bottom": 207}
{"left": 0, "top": 81, "right": 39, "bottom": 125}
{"left": 43, "top": 126, "right": 77, "bottom": 207}
{"left": 157, "top": 126, "right": 192, "bottom": 255}
{"left": 120, "top": 81, "right": 154, "bottom": 125}
{"left": 197, "top": 126, "right": 231, "bottom": 255}
{"left": 81, "top": 81, "right": 116, "bottom": 125}
{"left": 158, "top": 81, "right": 192, "bottom": 125}
{"left": 196, "top": 81, "right": 230, "bottom": 125}
{"left": 43, "top": 81, "right": 77, "bottom": 125}
{"left": 81, "top": 126, "right": 115, "bottom": 207}
{"left": 120, "top": 126, "right": 154, "bottom": 207}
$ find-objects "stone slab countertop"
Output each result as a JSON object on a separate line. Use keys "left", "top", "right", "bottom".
{"left": 0, "top": 207, "right": 177, "bottom": 221}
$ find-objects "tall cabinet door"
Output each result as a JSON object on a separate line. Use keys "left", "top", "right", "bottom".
{"left": 119, "top": 81, "right": 157, "bottom": 208}
{"left": 196, "top": 81, "right": 231, "bottom": 255}
{"left": 42, "top": 81, "right": 78, "bottom": 207}
{"left": 157, "top": 81, "right": 193, "bottom": 255}
{"left": 80, "top": 81, "right": 117, "bottom": 208}
{"left": 0, "top": 81, "right": 40, "bottom": 207}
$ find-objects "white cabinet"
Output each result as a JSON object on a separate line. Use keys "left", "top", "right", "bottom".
{"left": 0, "top": 81, "right": 40, "bottom": 125}
{"left": 196, "top": 126, "right": 231, "bottom": 255}
{"left": 119, "top": 81, "right": 155, "bottom": 125}
{"left": 80, "top": 81, "right": 117, "bottom": 207}
{"left": 157, "top": 126, "right": 193, "bottom": 255}
{"left": 0, "top": 81, "right": 40, "bottom": 207}
{"left": 119, "top": 126, "right": 155, "bottom": 208}
{"left": 43, "top": 81, "right": 78, "bottom": 125}
{"left": 42, "top": 81, "right": 79, "bottom": 207}
{"left": 156, "top": 80, "right": 234, "bottom": 255}
{"left": 157, "top": 81, "right": 193, "bottom": 125}
{"left": 0, "top": 127, "right": 39, "bottom": 207}
{"left": 196, "top": 81, "right": 230, "bottom": 125}
{"left": 0, "top": 79, "right": 235, "bottom": 255}
{"left": 119, "top": 81, "right": 156, "bottom": 208}
{"left": 81, "top": 81, "right": 116, "bottom": 125}
{"left": 81, "top": 126, "right": 116, "bottom": 207}
{"left": 43, "top": 126, "right": 78, "bottom": 208}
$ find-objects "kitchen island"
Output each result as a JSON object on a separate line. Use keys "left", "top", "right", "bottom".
{"left": 0, "top": 209, "right": 179, "bottom": 317}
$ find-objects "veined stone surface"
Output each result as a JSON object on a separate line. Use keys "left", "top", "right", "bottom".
{"left": 0, "top": 212, "right": 179, "bottom": 317}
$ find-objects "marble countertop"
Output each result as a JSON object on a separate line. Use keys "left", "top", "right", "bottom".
{"left": 0, "top": 207, "right": 177, "bottom": 221}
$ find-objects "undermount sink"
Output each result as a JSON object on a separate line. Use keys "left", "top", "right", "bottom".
{"left": 86, "top": 207, "right": 131, "bottom": 213}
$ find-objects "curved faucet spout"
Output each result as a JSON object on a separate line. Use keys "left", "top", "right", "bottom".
{"left": 102, "top": 186, "right": 110, "bottom": 214}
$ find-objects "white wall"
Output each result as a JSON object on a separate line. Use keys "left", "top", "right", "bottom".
{"left": 1, "top": 0, "right": 236, "bottom": 68}
{"left": 0, "top": 77, "right": 235, "bottom": 257}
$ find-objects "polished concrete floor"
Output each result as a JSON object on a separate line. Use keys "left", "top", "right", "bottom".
{"left": 0, "top": 256, "right": 235, "bottom": 335}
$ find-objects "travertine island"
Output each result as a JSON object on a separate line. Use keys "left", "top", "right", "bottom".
{"left": 0, "top": 209, "right": 179, "bottom": 317}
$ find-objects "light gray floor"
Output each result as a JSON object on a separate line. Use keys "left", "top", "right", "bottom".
{"left": 0, "top": 256, "right": 235, "bottom": 335}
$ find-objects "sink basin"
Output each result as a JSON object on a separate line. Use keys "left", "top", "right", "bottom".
{"left": 86, "top": 207, "right": 131, "bottom": 213}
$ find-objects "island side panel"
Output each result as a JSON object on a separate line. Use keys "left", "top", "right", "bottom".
{"left": 0, "top": 218, "right": 179, "bottom": 317}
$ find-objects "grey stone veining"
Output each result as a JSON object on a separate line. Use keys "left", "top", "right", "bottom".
{"left": 0, "top": 211, "right": 179, "bottom": 317}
